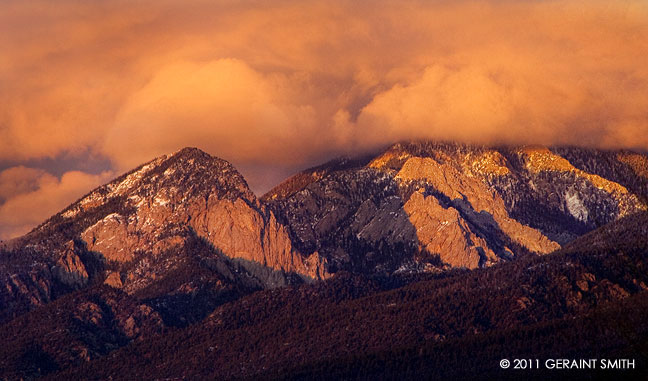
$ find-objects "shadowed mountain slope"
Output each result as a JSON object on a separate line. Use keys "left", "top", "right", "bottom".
{"left": 48, "top": 212, "right": 648, "bottom": 380}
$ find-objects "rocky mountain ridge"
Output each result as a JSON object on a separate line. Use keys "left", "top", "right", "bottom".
{"left": 1, "top": 142, "right": 647, "bottom": 324}
{"left": 264, "top": 141, "right": 646, "bottom": 273}
{"left": 42, "top": 211, "right": 648, "bottom": 380}
{"left": 1, "top": 141, "right": 648, "bottom": 379}
{"left": 0, "top": 147, "right": 327, "bottom": 324}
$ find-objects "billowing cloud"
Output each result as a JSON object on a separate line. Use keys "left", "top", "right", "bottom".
{"left": 104, "top": 59, "right": 318, "bottom": 170}
{"left": 0, "top": 168, "right": 112, "bottom": 240}
{"left": 1, "top": 0, "right": 648, "bottom": 237}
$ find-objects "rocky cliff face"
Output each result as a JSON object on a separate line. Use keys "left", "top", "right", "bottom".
{"left": 69, "top": 147, "right": 327, "bottom": 284}
{"left": 1, "top": 141, "right": 648, "bottom": 379}
{"left": 0, "top": 148, "right": 327, "bottom": 324}
{"left": 263, "top": 141, "right": 647, "bottom": 273}
{"left": 1, "top": 142, "right": 646, "bottom": 324}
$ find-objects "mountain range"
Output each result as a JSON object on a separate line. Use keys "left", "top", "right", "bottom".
{"left": 1, "top": 141, "right": 647, "bottom": 380}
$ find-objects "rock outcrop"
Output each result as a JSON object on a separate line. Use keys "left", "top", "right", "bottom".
{"left": 1, "top": 141, "right": 646, "bottom": 324}
{"left": 51, "top": 241, "right": 89, "bottom": 288}
{"left": 264, "top": 141, "right": 646, "bottom": 273}
{"left": 63, "top": 147, "right": 328, "bottom": 286}
{"left": 0, "top": 147, "right": 328, "bottom": 324}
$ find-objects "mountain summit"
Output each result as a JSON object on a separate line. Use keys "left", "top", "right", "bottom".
{"left": 0, "top": 147, "right": 327, "bottom": 323}
{"left": 264, "top": 142, "right": 646, "bottom": 272}
{"left": 3, "top": 143, "right": 647, "bottom": 323}
{"left": 1, "top": 141, "right": 647, "bottom": 378}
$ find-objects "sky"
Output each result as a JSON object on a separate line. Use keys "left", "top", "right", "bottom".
{"left": 1, "top": 0, "right": 648, "bottom": 240}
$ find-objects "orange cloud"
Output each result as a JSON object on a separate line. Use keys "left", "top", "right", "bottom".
{"left": 103, "top": 59, "right": 318, "bottom": 170}
{"left": 0, "top": 168, "right": 112, "bottom": 240}
{"left": 2, "top": 1, "right": 646, "bottom": 164}
{"left": 1, "top": 0, "right": 648, "bottom": 236}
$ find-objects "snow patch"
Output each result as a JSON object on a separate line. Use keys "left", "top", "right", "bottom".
{"left": 565, "top": 192, "right": 588, "bottom": 222}
{"left": 108, "top": 157, "right": 164, "bottom": 197}
{"left": 104, "top": 213, "right": 123, "bottom": 221}
{"left": 154, "top": 196, "right": 170, "bottom": 207}
{"left": 61, "top": 208, "right": 79, "bottom": 218}
{"left": 83, "top": 213, "right": 124, "bottom": 235}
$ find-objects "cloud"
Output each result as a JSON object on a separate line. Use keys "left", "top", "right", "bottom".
{"left": 0, "top": 168, "right": 113, "bottom": 240}
{"left": 354, "top": 65, "right": 514, "bottom": 147}
{"left": 346, "top": 1, "right": 648, "bottom": 150}
{"left": 103, "top": 59, "right": 318, "bottom": 171}
{"left": 1, "top": 1, "right": 646, "bottom": 163}
{"left": 0, "top": 166, "right": 50, "bottom": 204}
{"left": 1, "top": 0, "right": 648, "bottom": 234}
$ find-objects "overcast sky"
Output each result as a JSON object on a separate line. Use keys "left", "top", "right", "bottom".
{"left": 1, "top": 0, "right": 648, "bottom": 239}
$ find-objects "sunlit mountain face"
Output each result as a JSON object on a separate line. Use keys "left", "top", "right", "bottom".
{"left": 1, "top": 142, "right": 647, "bottom": 379}
{"left": 1, "top": 1, "right": 648, "bottom": 379}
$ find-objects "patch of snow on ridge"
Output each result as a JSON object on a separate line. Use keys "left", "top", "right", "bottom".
{"left": 565, "top": 191, "right": 588, "bottom": 222}
{"left": 102, "top": 213, "right": 124, "bottom": 222}
{"left": 108, "top": 156, "right": 166, "bottom": 197}
{"left": 61, "top": 191, "right": 105, "bottom": 218}
{"left": 154, "top": 195, "right": 170, "bottom": 207}
{"left": 61, "top": 208, "right": 79, "bottom": 218}
{"left": 82, "top": 213, "right": 124, "bottom": 237}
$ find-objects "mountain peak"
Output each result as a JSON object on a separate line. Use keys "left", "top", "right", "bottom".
{"left": 25, "top": 146, "right": 254, "bottom": 245}
{"left": 1, "top": 146, "right": 328, "bottom": 320}
{"left": 169, "top": 146, "right": 213, "bottom": 161}
{"left": 161, "top": 146, "right": 234, "bottom": 173}
{"left": 175, "top": 146, "right": 205, "bottom": 154}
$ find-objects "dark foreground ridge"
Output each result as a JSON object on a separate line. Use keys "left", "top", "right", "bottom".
{"left": 41, "top": 212, "right": 648, "bottom": 380}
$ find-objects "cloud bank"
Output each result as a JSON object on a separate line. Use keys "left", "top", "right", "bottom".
{"left": 0, "top": 167, "right": 112, "bottom": 239}
{"left": 1, "top": 0, "right": 647, "bottom": 238}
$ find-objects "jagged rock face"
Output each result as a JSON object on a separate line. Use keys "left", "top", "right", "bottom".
{"left": 264, "top": 141, "right": 647, "bottom": 274}
{"left": 263, "top": 167, "right": 427, "bottom": 273}
{"left": 0, "top": 148, "right": 326, "bottom": 323}
{"left": 60, "top": 147, "right": 327, "bottom": 285}
{"left": 51, "top": 241, "right": 89, "bottom": 288}
{"left": 1, "top": 142, "right": 646, "bottom": 323}
{"left": 0, "top": 239, "right": 93, "bottom": 322}
{"left": 395, "top": 156, "right": 560, "bottom": 266}
{"left": 403, "top": 190, "right": 488, "bottom": 268}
